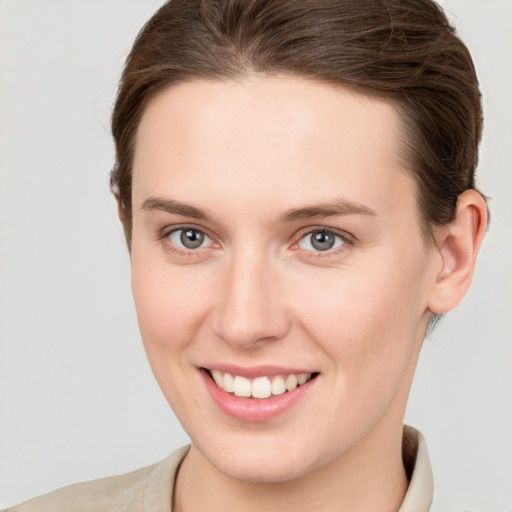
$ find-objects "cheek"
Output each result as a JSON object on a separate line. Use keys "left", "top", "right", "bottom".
{"left": 130, "top": 251, "right": 215, "bottom": 423}
{"left": 130, "top": 248, "right": 212, "bottom": 360}
{"left": 290, "top": 257, "right": 430, "bottom": 386}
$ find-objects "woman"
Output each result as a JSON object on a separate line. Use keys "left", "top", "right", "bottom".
{"left": 2, "top": 0, "right": 494, "bottom": 510}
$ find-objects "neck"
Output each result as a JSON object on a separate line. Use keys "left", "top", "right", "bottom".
{"left": 173, "top": 422, "right": 409, "bottom": 512}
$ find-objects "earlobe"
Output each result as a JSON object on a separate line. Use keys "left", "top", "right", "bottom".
{"left": 428, "top": 190, "right": 488, "bottom": 314}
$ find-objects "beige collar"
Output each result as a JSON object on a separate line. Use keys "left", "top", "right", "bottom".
{"left": 398, "top": 425, "right": 434, "bottom": 512}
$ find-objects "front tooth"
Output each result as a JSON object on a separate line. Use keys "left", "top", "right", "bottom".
{"left": 233, "top": 376, "right": 252, "bottom": 397}
{"left": 211, "top": 370, "right": 224, "bottom": 387}
{"left": 271, "top": 376, "right": 286, "bottom": 395}
{"left": 223, "top": 372, "right": 234, "bottom": 393}
{"left": 252, "top": 376, "right": 272, "bottom": 399}
{"left": 297, "top": 372, "right": 311, "bottom": 385}
{"left": 285, "top": 374, "right": 298, "bottom": 391}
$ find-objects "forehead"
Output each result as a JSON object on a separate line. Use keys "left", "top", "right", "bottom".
{"left": 132, "top": 76, "right": 416, "bottom": 222}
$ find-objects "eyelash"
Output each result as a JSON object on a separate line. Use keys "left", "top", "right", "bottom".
{"left": 158, "top": 225, "right": 218, "bottom": 257}
{"left": 158, "top": 225, "right": 353, "bottom": 258}
{"left": 292, "top": 227, "right": 352, "bottom": 257}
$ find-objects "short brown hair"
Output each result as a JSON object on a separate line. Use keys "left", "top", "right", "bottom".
{"left": 111, "top": 0, "right": 483, "bottom": 246}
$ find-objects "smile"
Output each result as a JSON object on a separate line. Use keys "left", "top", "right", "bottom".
{"left": 207, "top": 369, "right": 315, "bottom": 399}
{"left": 201, "top": 367, "right": 319, "bottom": 422}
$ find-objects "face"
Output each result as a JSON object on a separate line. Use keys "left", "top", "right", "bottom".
{"left": 130, "top": 76, "right": 439, "bottom": 482}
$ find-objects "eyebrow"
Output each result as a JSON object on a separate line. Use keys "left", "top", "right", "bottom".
{"left": 141, "top": 197, "right": 209, "bottom": 220}
{"left": 141, "top": 196, "right": 376, "bottom": 222}
{"left": 278, "top": 199, "right": 377, "bottom": 223}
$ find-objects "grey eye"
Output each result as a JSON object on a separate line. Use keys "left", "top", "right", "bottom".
{"left": 169, "top": 228, "right": 210, "bottom": 249}
{"left": 298, "top": 230, "right": 345, "bottom": 252}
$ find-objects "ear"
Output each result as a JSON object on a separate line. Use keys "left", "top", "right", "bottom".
{"left": 427, "top": 190, "right": 488, "bottom": 314}
{"left": 113, "top": 185, "right": 126, "bottom": 224}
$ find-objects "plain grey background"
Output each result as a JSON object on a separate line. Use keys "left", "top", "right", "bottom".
{"left": 0, "top": 0, "right": 511, "bottom": 509}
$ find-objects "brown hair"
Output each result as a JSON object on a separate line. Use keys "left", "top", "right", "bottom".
{"left": 111, "top": 0, "right": 483, "bottom": 246}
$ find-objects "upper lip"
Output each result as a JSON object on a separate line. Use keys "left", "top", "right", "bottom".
{"left": 201, "top": 364, "right": 317, "bottom": 379}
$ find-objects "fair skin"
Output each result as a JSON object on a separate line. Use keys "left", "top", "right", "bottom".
{"left": 125, "top": 76, "right": 486, "bottom": 512}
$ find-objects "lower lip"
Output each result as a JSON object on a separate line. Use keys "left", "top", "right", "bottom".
{"left": 200, "top": 369, "right": 317, "bottom": 422}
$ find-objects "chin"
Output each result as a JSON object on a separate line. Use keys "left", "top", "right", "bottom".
{"left": 193, "top": 432, "right": 326, "bottom": 484}
{"left": 217, "top": 454, "right": 314, "bottom": 484}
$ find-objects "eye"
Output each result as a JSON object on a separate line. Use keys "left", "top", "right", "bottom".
{"left": 297, "top": 229, "right": 346, "bottom": 252}
{"left": 168, "top": 228, "right": 212, "bottom": 250}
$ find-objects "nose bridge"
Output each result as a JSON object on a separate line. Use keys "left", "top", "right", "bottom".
{"left": 213, "top": 244, "right": 289, "bottom": 348}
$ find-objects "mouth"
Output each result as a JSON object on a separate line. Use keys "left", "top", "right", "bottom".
{"left": 204, "top": 368, "right": 319, "bottom": 399}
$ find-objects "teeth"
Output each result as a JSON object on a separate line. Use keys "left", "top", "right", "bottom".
{"left": 271, "top": 376, "right": 286, "bottom": 395}
{"left": 297, "top": 373, "right": 309, "bottom": 385}
{"left": 252, "top": 377, "right": 272, "bottom": 399}
{"left": 211, "top": 370, "right": 223, "bottom": 387}
{"left": 223, "top": 372, "right": 234, "bottom": 393}
{"left": 209, "top": 370, "right": 313, "bottom": 399}
{"left": 285, "top": 374, "right": 298, "bottom": 391}
{"left": 233, "top": 376, "right": 252, "bottom": 397}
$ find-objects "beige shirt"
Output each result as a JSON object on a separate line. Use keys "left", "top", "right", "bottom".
{"left": 5, "top": 426, "right": 434, "bottom": 512}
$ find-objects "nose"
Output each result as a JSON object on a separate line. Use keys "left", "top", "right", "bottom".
{"left": 212, "top": 249, "right": 291, "bottom": 349}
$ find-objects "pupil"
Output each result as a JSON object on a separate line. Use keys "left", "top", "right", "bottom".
{"left": 312, "top": 231, "right": 335, "bottom": 251}
{"left": 181, "top": 229, "right": 204, "bottom": 249}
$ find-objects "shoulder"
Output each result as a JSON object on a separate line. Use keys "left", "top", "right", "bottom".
{"left": 3, "top": 446, "right": 190, "bottom": 512}
{"left": 5, "top": 464, "right": 155, "bottom": 512}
